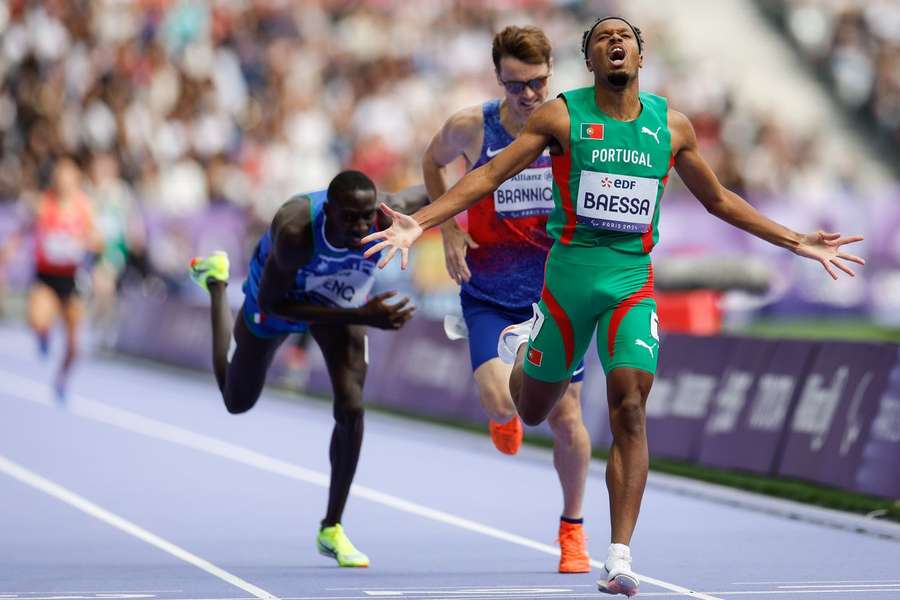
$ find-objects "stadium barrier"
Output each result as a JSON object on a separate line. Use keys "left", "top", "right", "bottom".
{"left": 115, "top": 291, "right": 900, "bottom": 499}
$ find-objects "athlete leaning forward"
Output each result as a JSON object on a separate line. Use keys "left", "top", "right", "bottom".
{"left": 364, "top": 16, "right": 864, "bottom": 597}
{"left": 189, "top": 171, "right": 428, "bottom": 568}
{"left": 423, "top": 25, "right": 592, "bottom": 573}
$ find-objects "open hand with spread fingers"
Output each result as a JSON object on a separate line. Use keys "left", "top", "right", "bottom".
{"left": 362, "top": 203, "right": 423, "bottom": 270}
{"left": 793, "top": 230, "right": 865, "bottom": 280}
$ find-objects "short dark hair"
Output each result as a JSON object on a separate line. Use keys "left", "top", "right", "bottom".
{"left": 492, "top": 26, "right": 552, "bottom": 72}
{"left": 581, "top": 16, "right": 644, "bottom": 59}
{"left": 327, "top": 170, "right": 376, "bottom": 202}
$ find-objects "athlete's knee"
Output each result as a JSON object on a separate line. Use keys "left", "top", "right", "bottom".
{"left": 478, "top": 384, "right": 516, "bottom": 421}
{"left": 548, "top": 404, "right": 584, "bottom": 441}
{"left": 519, "top": 399, "right": 551, "bottom": 427}
{"left": 224, "top": 397, "right": 253, "bottom": 415}
{"left": 609, "top": 393, "right": 646, "bottom": 439}
{"left": 334, "top": 399, "right": 364, "bottom": 427}
{"left": 222, "top": 384, "right": 261, "bottom": 415}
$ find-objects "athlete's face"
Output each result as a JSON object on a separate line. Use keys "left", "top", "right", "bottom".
{"left": 585, "top": 19, "right": 642, "bottom": 88}
{"left": 326, "top": 187, "right": 378, "bottom": 249}
{"left": 496, "top": 56, "right": 552, "bottom": 119}
{"left": 53, "top": 159, "right": 82, "bottom": 196}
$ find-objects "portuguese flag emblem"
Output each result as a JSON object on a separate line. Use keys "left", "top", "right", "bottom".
{"left": 580, "top": 123, "right": 604, "bottom": 140}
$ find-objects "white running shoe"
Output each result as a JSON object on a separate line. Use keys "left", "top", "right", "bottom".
{"left": 597, "top": 544, "right": 639, "bottom": 597}
{"left": 497, "top": 304, "right": 539, "bottom": 365}
{"left": 443, "top": 315, "right": 469, "bottom": 341}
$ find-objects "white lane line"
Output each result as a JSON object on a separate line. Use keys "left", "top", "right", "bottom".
{"left": 325, "top": 583, "right": 597, "bottom": 592}
{"left": 0, "top": 592, "right": 185, "bottom": 595}
{"left": 0, "top": 454, "right": 278, "bottom": 600}
{"left": 734, "top": 579, "right": 900, "bottom": 585}
{"left": 1, "top": 373, "right": 721, "bottom": 600}
{"left": 8, "top": 596, "right": 157, "bottom": 600}
{"left": 778, "top": 583, "right": 900, "bottom": 589}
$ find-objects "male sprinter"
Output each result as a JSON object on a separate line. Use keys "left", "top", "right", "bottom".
{"left": 364, "top": 17, "right": 864, "bottom": 596}
{"left": 423, "top": 25, "right": 591, "bottom": 572}
{"left": 189, "top": 171, "right": 427, "bottom": 567}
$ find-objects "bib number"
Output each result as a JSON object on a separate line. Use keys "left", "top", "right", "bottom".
{"left": 576, "top": 171, "right": 658, "bottom": 233}
{"left": 493, "top": 167, "right": 554, "bottom": 219}
{"left": 305, "top": 268, "right": 375, "bottom": 308}
{"left": 42, "top": 232, "right": 86, "bottom": 265}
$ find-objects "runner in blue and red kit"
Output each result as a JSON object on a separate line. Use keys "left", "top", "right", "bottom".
{"left": 422, "top": 25, "right": 592, "bottom": 574}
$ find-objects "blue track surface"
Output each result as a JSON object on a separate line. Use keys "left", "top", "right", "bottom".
{"left": 1, "top": 324, "right": 898, "bottom": 600}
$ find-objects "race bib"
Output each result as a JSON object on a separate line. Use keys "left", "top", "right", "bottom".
{"left": 493, "top": 167, "right": 554, "bottom": 219}
{"left": 305, "top": 267, "right": 375, "bottom": 308}
{"left": 42, "top": 232, "right": 86, "bottom": 266}
{"left": 576, "top": 171, "right": 658, "bottom": 233}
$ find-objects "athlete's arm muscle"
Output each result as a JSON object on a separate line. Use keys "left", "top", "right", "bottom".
{"left": 256, "top": 196, "right": 315, "bottom": 317}
{"left": 413, "top": 99, "right": 566, "bottom": 230}
{"left": 423, "top": 107, "right": 482, "bottom": 200}
{"left": 671, "top": 110, "right": 802, "bottom": 250}
{"left": 422, "top": 106, "right": 483, "bottom": 282}
{"left": 671, "top": 109, "right": 864, "bottom": 279}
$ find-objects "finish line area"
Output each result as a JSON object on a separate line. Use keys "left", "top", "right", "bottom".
{"left": 1, "top": 325, "right": 897, "bottom": 600}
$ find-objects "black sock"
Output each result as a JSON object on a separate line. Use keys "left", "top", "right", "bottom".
{"left": 560, "top": 515, "right": 583, "bottom": 525}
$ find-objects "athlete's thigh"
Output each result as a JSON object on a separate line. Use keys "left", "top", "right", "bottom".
{"left": 524, "top": 258, "right": 596, "bottom": 384}
{"left": 473, "top": 358, "right": 513, "bottom": 401}
{"left": 606, "top": 367, "right": 654, "bottom": 411}
{"left": 460, "top": 292, "right": 523, "bottom": 372}
{"left": 28, "top": 282, "right": 60, "bottom": 331}
{"left": 225, "top": 313, "right": 286, "bottom": 411}
{"left": 310, "top": 323, "right": 367, "bottom": 401}
{"left": 596, "top": 263, "right": 659, "bottom": 375}
{"left": 461, "top": 292, "right": 522, "bottom": 396}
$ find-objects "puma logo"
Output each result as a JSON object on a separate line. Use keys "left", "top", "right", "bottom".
{"left": 634, "top": 339, "right": 658, "bottom": 358}
{"left": 641, "top": 126, "right": 661, "bottom": 144}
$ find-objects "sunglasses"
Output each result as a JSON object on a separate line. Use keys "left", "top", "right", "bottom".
{"left": 499, "top": 76, "right": 549, "bottom": 95}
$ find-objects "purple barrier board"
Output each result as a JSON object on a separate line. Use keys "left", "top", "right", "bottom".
{"left": 114, "top": 291, "right": 900, "bottom": 498}
{"left": 362, "top": 316, "right": 479, "bottom": 421}
{"left": 302, "top": 328, "right": 398, "bottom": 406}
{"left": 855, "top": 351, "right": 900, "bottom": 498}
{"left": 645, "top": 334, "right": 738, "bottom": 460}
{"left": 777, "top": 341, "right": 897, "bottom": 492}
{"left": 698, "top": 339, "right": 818, "bottom": 475}
{"left": 115, "top": 294, "right": 211, "bottom": 372}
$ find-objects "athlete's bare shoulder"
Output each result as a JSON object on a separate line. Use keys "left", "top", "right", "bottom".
{"left": 666, "top": 108, "right": 696, "bottom": 154}
{"left": 270, "top": 195, "right": 314, "bottom": 268}
{"left": 444, "top": 104, "right": 484, "bottom": 144}
{"left": 430, "top": 104, "right": 484, "bottom": 164}
{"left": 524, "top": 98, "right": 569, "bottom": 153}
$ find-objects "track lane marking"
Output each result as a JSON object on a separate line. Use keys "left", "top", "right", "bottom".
{"left": 2, "top": 371, "right": 722, "bottom": 600}
{"left": 0, "top": 454, "right": 278, "bottom": 600}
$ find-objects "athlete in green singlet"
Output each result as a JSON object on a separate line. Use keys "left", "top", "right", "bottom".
{"left": 363, "top": 16, "right": 864, "bottom": 597}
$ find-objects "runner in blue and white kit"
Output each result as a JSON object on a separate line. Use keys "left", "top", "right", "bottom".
{"left": 189, "top": 171, "right": 427, "bottom": 568}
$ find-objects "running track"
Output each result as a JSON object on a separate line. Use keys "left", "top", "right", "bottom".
{"left": 0, "top": 324, "right": 898, "bottom": 600}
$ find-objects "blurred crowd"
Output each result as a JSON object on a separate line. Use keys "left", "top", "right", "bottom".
{"left": 0, "top": 0, "right": 879, "bottom": 288}
{"left": 771, "top": 0, "right": 900, "bottom": 156}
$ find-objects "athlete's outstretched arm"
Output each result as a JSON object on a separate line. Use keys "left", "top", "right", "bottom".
{"left": 670, "top": 110, "right": 864, "bottom": 279}
{"left": 363, "top": 99, "right": 566, "bottom": 269}
{"left": 422, "top": 107, "right": 482, "bottom": 283}
{"left": 257, "top": 197, "right": 414, "bottom": 329}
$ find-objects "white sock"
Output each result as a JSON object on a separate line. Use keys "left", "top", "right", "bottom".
{"left": 608, "top": 543, "right": 631, "bottom": 559}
